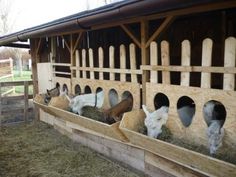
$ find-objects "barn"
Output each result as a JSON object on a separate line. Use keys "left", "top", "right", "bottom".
{"left": 0, "top": 0, "right": 236, "bottom": 176}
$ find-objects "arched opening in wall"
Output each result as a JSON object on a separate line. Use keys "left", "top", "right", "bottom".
{"left": 154, "top": 93, "right": 170, "bottom": 110}
{"left": 56, "top": 82, "right": 60, "bottom": 88}
{"left": 84, "top": 85, "right": 92, "bottom": 94}
{"left": 177, "top": 96, "right": 196, "bottom": 127}
{"left": 121, "top": 91, "right": 133, "bottom": 112}
{"left": 203, "top": 100, "right": 226, "bottom": 128}
{"left": 109, "top": 89, "right": 118, "bottom": 107}
{"left": 74, "top": 84, "right": 81, "bottom": 95}
{"left": 62, "top": 84, "right": 68, "bottom": 94}
{"left": 96, "top": 87, "right": 104, "bottom": 106}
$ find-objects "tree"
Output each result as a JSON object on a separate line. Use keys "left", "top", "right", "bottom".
{"left": 0, "top": 0, "right": 25, "bottom": 76}
{"left": 0, "top": 0, "right": 13, "bottom": 35}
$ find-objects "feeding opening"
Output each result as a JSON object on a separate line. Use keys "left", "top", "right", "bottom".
{"left": 96, "top": 87, "right": 103, "bottom": 93}
{"left": 109, "top": 89, "right": 118, "bottom": 107}
{"left": 74, "top": 85, "right": 81, "bottom": 95}
{"left": 177, "top": 96, "right": 196, "bottom": 127}
{"left": 56, "top": 82, "right": 60, "bottom": 88}
{"left": 62, "top": 84, "right": 68, "bottom": 93}
{"left": 154, "top": 93, "right": 170, "bottom": 110}
{"left": 122, "top": 91, "right": 133, "bottom": 111}
{"left": 203, "top": 100, "right": 226, "bottom": 127}
{"left": 84, "top": 85, "right": 92, "bottom": 93}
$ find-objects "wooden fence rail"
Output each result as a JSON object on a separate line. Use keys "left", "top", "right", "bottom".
{"left": 0, "top": 58, "right": 14, "bottom": 95}
{"left": 0, "top": 80, "right": 33, "bottom": 126}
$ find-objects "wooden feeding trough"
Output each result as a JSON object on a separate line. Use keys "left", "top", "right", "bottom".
{"left": 120, "top": 110, "right": 236, "bottom": 177}
{"left": 47, "top": 105, "right": 128, "bottom": 142}
{"left": 34, "top": 42, "right": 141, "bottom": 142}
{"left": 120, "top": 37, "right": 236, "bottom": 176}
{"left": 2, "top": 1, "right": 236, "bottom": 176}
{"left": 33, "top": 94, "right": 54, "bottom": 115}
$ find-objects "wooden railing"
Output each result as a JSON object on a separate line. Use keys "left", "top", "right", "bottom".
{"left": 0, "top": 80, "right": 33, "bottom": 126}
{"left": 0, "top": 58, "right": 14, "bottom": 95}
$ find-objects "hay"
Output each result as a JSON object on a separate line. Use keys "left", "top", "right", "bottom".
{"left": 138, "top": 125, "right": 172, "bottom": 141}
{"left": 49, "top": 96, "right": 70, "bottom": 110}
{"left": 81, "top": 106, "right": 106, "bottom": 123}
{"left": 0, "top": 122, "right": 140, "bottom": 177}
{"left": 137, "top": 124, "right": 236, "bottom": 164}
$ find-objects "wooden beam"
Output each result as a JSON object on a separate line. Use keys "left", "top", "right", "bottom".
{"left": 71, "top": 66, "right": 142, "bottom": 75}
{"left": 36, "top": 38, "right": 42, "bottom": 55}
{"left": 24, "top": 81, "right": 29, "bottom": 123}
{"left": 141, "top": 19, "right": 149, "bottom": 104}
{"left": 141, "top": 65, "right": 236, "bottom": 74}
{"left": 61, "top": 35, "right": 70, "bottom": 51}
{"left": 120, "top": 24, "right": 141, "bottom": 48}
{"left": 145, "top": 16, "right": 175, "bottom": 48}
{"left": 72, "top": 32, "right": 83, "bottom": 54}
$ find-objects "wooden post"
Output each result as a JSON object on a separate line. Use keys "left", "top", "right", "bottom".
{"left": 120, "top": 44, "right": 126, "bottom": 82}
{"left": 150, "top": 42, "right": 158, "bottom": 83}
{"left": 75, "top": 50, "right": 80, "bottom": 78}
{"left": 129, "top": 43, "right": 137, "bottom": 83}
{"left": 109, "top": 46, "right": 115, "bottom": 81}
{"left": 223, "top": 37, "right": 236, "bottom": 90}
{"left": 24, "top": 81, "right": 29, "bottom": 123}
{"left": 181, "top": 40, "right": 191, "bottom": 86}
{"left": 141, "top": 19, "right": 149, "bottom": 104}
{"left": 9, "top": 58, "right": 15, "bottom": 93}
{"left": 98, "top": 47, "right": 104, "bottom": 80}
{"left": 89, "top": 48, "right": 95, "bottom": 79}
{"left": 30, "top": 39, "right": 39, "bottom": 120}
{"left": 82, "top": 49, "right": 87, "bottom": 79}
{"left": 161, "top": 41, "right": 170, "bottom": 84}
{"left": 201, "top": 38, "right": 213, "bottom": 89}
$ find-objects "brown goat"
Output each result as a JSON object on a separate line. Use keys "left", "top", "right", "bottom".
{"left": 104, "top": 96, "right": 133, "bottom": 124}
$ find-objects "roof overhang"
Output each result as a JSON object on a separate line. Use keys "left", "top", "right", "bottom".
{"left": 0, "top": 0, "right": 235, "bottom": 47}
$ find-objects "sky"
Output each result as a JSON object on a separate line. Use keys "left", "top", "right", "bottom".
{"left": 5, "top": 0, "right": 118, "bottom": 34}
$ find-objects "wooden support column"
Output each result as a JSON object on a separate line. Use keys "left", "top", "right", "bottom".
{"left": 30, "top": 38, "right": 39, "bottom": 120}
{"left": 24, "top": 81, "right": 29, "bottom": 123}
{"left": 141, "top": 19, "right": 149, "bottom": 104}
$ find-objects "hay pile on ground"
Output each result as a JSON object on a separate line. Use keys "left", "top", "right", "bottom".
{"left": 0, "top": 122, "right": 140, "bottom": 177}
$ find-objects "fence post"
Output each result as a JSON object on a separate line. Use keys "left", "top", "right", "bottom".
{"left": 24, "top": 81, "right": 29, "bottom": 123}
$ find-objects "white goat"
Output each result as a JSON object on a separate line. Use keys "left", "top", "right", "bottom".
{"left": 67, "top": 91, "right": 104, "bottom": 115}
{"left": 206, "top": 120, "right": 224, "bottom": 155}
{"left": 142, "top": 105, "right": 169, "bottom": 138}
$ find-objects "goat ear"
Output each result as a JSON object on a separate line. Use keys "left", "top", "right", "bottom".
{"left": 142, "top": 105, "right": 150, "bottom": 116}
{"left": 47, "top": 89, "right": 50, "bottom": 95}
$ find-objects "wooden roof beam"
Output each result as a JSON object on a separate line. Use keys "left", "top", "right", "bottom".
{"left": 120, "top": 24, "right": 141, "bottom": 48}
{"left": 145, "top": 16, "right": 175, "bottom": 48}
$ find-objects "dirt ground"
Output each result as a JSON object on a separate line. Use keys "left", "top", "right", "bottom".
{"left": 0, "top": 122, "right": 140, "bottom": 177}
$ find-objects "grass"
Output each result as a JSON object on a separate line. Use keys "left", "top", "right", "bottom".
{"left": 0, "top": 122, "right": 140, "bottom": 177}
{"left": 0, "top": 70, "right": 33, "bottom": 94}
